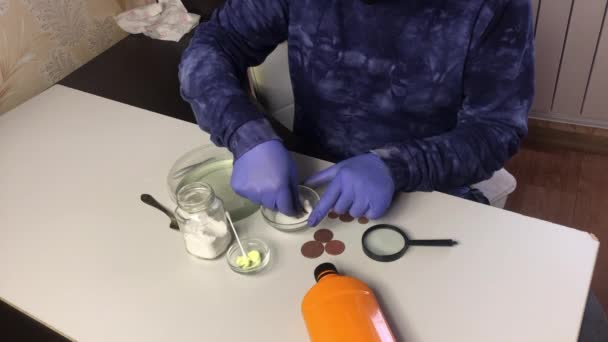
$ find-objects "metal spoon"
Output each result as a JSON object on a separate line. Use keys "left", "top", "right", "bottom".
{"left": 140, "top": 194, "right": 179, "bottom": 231}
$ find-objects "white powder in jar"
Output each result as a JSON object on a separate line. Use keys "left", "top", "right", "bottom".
{"left": 182, "top": 216, "right": 231, "bottom": 259}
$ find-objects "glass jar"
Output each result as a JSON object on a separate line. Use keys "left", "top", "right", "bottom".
{"left": 175, "top": 182, "right": 232, "bottom": 259}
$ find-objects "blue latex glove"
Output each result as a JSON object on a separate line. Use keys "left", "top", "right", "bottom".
{"left": 305, "top": 153, "right": 395, "bottom": 226}
{"left": 231, "top": 140, "right": 299, "bottom": 216}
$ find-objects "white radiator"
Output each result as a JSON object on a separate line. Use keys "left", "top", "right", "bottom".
{"left": 532, "top": 0, "right": 608, "bottom": 126}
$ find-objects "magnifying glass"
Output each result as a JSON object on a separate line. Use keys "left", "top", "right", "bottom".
{"left": 362, "top": 224, "right": 457, "bottom": 262}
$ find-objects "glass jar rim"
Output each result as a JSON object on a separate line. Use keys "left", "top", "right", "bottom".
{"left": 176, "top": 182, "right": 216, "bottom": 213}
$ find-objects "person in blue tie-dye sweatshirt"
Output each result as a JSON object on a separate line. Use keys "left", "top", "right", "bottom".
{"left": 179, "top": 0, "right": 534, "bottom": 226}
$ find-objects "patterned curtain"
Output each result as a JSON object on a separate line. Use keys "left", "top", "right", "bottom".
{"left": 0, "top": 0, "right": 127, "bottom": 113}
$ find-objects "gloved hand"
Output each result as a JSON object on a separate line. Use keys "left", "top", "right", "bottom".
{"left": 231, "top": 140, "right": 299, "bottom": 216}
{"left": 305, "top": 153, "right": 395, "bottom": 226}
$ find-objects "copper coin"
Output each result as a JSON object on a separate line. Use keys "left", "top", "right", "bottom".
{"left": 339, "top": 214, "right": 354, "bottom": 222}
{"left": 328, "top": 212, "right": 339, "bottom": 219}
{"left": 325, "top": 240, "right": 346, "bottom": 256}
{"left": 301, "top": 241, "right": 324, "bottom": 259}
{"left": 313, "top": 229, "right": 334, "bottom": 243}
{"left": 357, "top": 217, "right": 369, "bottom": 224}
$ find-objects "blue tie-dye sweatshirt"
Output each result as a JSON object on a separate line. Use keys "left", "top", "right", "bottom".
{"left": 179, "top": 0, "right": 534, "bottom": 193}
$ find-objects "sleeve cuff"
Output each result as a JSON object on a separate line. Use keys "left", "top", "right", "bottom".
{"left": 228, "top": 118, "right": 280, "bottom": 159}
{"left": 371, "top": 146, "right": 416, "bottom": 192}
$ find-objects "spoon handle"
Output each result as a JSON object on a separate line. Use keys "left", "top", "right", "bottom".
{"left": 140, "top": 194, "right": 179, "bottom": 231}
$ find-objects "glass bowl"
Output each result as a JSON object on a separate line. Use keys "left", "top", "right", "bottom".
{"left": 261, "top": 185, "right": 320, "bottom": 232}
{"left": 226, "top": 238, "right": 271, "bottom": 275}
{"left": 167, "top": 145, "right": 259, "bottom": 222}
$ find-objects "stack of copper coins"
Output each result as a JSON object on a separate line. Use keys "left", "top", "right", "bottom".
{"left": 301, "top": 229, "right": 345, "bottom": 259}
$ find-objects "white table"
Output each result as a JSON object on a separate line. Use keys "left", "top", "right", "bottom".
{"left": 0, "top": 86, "right": 599, "bottom": 341}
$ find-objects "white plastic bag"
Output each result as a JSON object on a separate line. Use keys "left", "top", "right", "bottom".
{"left": 115, "top": 0, "right": 200, "bottom": 42}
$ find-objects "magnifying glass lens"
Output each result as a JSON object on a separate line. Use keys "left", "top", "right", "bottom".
{"left": 362, "top": 225, "right": 409, "bottom": 262}
{"left": 363, "top": 229, "right": 406, "bottom": 256}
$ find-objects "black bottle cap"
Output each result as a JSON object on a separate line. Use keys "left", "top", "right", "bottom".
{"left": 314, "top": 263, "right": 338, "bottom": 282}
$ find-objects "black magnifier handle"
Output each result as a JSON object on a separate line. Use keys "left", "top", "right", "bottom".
{"left": 408, "top": 239, "right": 458, "bottom": 247}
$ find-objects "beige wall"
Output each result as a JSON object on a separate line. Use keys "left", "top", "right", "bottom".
{"left": 122, "top": 0, "right": 157, "bottom": 10}
{"left": 0, "top": 0, "right": 128, "bottom": 114}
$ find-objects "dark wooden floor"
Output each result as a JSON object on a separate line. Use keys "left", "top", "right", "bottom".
{"left": 505, "top": 145, "right": 608, "bottom": 312}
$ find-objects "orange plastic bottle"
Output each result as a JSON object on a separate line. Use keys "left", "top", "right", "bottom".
{"left": 301, "top": 263, "right": 396, "bottom": 342}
